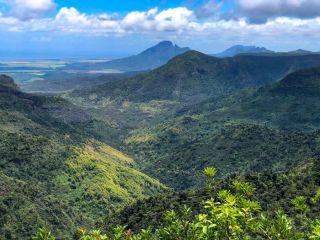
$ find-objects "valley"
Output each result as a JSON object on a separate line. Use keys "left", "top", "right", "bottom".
{"left": 1, "top": 42, "right": 320, "bottom": 239}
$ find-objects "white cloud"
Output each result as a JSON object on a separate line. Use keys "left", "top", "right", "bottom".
{"left": 1, "top": 0, "right": 55, "bottom": 20}
{"left": 52, "top": 7, "right": 121, "bottom": 34}
{"left": 196, "top": 0, "right": 222, "bottom": 18}
{"left": 237, "top": 0, "right": 320, "bottom": 23}
{"left": 122, "top": 7, "right": 193, "bottom": 32}
{"left": 122, "top": 8, "right": 157, "bottom": 31}
{"left": 55, "top": 7, "right": 90, "bottom": 26}
{"left": 0, "top": 5, "right": 319, "bottom": 49}
{"left": 154, "top": 7, "right": 193, "bottom": 31}
{"left": 14, "top": 0, "right": 54, "bottom": 12}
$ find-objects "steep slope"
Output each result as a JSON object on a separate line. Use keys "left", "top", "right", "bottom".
{"left": 63, "top": 41, "right": 190, "bottom": 72}
{"left": 213, "top": 45, "right": 273, "bottom": 57}
{"left": 0, "top": 75, "right": 165, "bottom": 239}
{"left": 186, "top": 67, "right": 320, "bottom": 130}
{"left": 107, "top": 157, "right": 320, "bottom": 232}
{"left": 123, "top": 67, "right": 320, "bottom": 189}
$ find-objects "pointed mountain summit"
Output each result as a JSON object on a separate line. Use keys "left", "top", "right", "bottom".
{"left": 139, "top": 41, "right": 189, "bottom": 58}
{"left": 104, "top": 40, "right": 190, "bottom": 71}
{"left": 64, "top": 41, "right": 190, "bottom": 72}
{"left": 214, "top": 45, "right": 273, "bottom": 57}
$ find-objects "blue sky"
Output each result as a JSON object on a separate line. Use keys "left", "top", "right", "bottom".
{"left": 0, "top": 0, "right": 319, "bottom": 59}
{"left": 53, "top": 0, "right": 230, "bottom": 14}
{"left": 55, "top": 0, "right": 185, "bottom": 13}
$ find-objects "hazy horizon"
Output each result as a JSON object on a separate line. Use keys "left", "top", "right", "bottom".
{"left": 0, "top": 40, "right": 318, "bottom": 61}
{"left": 0, "top": 0, "right": 320, "bottom": 59}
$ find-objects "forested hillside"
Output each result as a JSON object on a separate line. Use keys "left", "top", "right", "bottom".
{"left": 2, "top": 51, "right": 320, "bottom": 239}
{"left": 67, "top": 51, "right": 320, "bottom": 104}
{"left": 107, "top": 157, "right": 320, "bottom": 232}
{"left": 184, "top": 67, "right": 320, "bottom": 130}
{"left": 3, "top": 0, "right": 320, "bottom": 237}
{"left": 117, "top": 67, "right": 320, "bottom": 189}
{"left": 31, "top": 159, "right": 320, "bottom": 239}
{"left": 125, "top": 123, "right": 320, "bottom": 189}
{"left": 0, "top": 75, "right": 165, "bottom": 239}
{"left": 59, "top": 55, "right": 320, "bottom": 191}
{"left": 62, "top": 52, "right": 320, "bottom": 142}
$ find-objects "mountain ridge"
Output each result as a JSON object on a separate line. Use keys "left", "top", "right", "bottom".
{"left": 63, "top": 41, "right": 190, "bottom": 72}
{"left": 121, "top": 66, "right": 320, "bottom": 189}
{"left": 67, "top": 50, "right": 320, "bottom": 105}
{"left": 213, "top": 45, "right": 274, "bottom": 57}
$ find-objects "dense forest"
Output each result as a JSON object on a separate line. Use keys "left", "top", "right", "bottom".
{"left": 32, "top": 165, "right": 320, "bottom": 239}
{"left": 1, "top": 50, "right": 320, "bottom": 239}
{"left": 0, "top": 75, "right": 165, "bottom": 239}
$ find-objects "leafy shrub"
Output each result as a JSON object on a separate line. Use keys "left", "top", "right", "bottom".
{"left": 32, "top": 167, "right": 320, "bottom": 239}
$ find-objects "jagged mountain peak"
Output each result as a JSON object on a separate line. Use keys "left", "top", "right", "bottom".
{"left": 63, "top": 41, "right": 191, "bottom": 72}
{"left": 138, "top": 40, "right": 190, "bottom": 57}
{"left": 214, "top": 45, "right": 273, "bottom": 57}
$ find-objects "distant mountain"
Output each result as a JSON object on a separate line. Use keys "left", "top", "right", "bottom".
{"left": 214, "top": 45, "right": 274, "bottom": 57}
{"left": 278, "top": 49, "right": 317, "bottom": 56}
{"left": 290, "top": 49, "right": 314, "bottom": 54}
{"left": 63, "top": 41, "right": 190, "bottom": 72}
{"left": 68, "top": 50, "right": 320, "bottom": 105}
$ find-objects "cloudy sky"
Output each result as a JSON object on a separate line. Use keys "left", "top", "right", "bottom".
{"left": 1, "top": 0, "right": 320, "bottom": 59}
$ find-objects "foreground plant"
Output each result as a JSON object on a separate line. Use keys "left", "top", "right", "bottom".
{"left": 32, "top": 167, "right": 320, "bottom": 240}
{"left": 31, "top": 228, "right": 55, "bottom": 240}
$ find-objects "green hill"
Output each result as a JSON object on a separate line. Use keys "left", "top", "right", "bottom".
{"left": 122, "top": 67, "right": 320, "bottom": 189}
{"left": 0, "top": 75, "right": 165, "bottom": 239}
{"left": 185, "top": 67, "right": 320, "bottom": 130}
{"left": 63, "top": 51, "right": 320, "bottom": 138}
{"left": 62, "top": 56, "right": 320, "bottom": 191}
{"left": 68, "top": 51, "right": 320, "bottom": 104}
{"left": 3, "top": 54, "right": 320, "bottom": 238}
